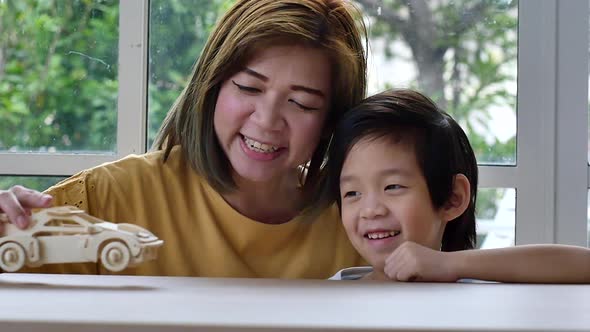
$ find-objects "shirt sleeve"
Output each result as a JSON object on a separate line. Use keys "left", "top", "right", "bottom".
{"left": 44, "top": 170, "right": 92, "bottom": 212}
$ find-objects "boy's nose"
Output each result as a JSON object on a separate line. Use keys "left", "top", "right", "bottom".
{"left": 359, "top": 196, "right": 387, "bottom": 219}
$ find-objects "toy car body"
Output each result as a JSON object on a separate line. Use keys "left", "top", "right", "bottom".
{"left": 0, "top": 206, "right": 163, "bottom": 272}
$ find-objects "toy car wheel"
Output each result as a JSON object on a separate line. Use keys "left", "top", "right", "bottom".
{"left": 100, "top": 241, "right": 130, "bottom": 272}
{"left": 0, "top": 242, "right": 26, "bottom": 272}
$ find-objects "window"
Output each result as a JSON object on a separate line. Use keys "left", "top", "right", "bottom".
{"left": 476, "top": 188, "right": 515, "bottom": 248}
{"left": 358, "top": 0, "right": 517, "bottom": 248}
{"left": 44, "top": 218, "right": 83, "bottom": 228}
{"left": 0, "top": 0, "right": 144, "bottom": 177}
{"left": 1, "top": 0, "right": 119, "bottom": 153}
{"left": 1, "top": 0, "right": 588, "bottom": 247}
{"left": 0, "top": 176, "right": 64, "bottom": 192}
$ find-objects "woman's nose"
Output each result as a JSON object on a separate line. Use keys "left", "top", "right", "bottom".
{"left": 359, "top": 195, "right": 388, "bottom": 220}
{"left": 251, "top": 98, "right": 286, "bottom": 132}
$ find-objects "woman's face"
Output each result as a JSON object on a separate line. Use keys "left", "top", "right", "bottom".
{"left": 214, "top": 45, "right": 332, "bottom": 184}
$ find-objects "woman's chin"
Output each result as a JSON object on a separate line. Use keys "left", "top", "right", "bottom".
{"left": 231, "top": 166, "right": 278, "bottom": 184}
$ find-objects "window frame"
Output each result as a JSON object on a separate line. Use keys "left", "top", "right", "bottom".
{"left": 1, "top": 0, "right": 588, "bottom": 246}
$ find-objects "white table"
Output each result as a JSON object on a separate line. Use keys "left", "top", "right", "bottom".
{"left": 0, "top": 273, "right": 588, "bottom": 331}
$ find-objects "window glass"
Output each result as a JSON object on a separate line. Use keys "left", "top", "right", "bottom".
{"left": 587, "top": 190, "right": 590, "bottom": 246}
{"left": 361, "top": 0, "right": 518, "bottom": 165}
{"left": 148, "top": 0, "right": 228, "bottom": 147}
{"left": 476, "top": 188, "right": 515, "bottom": 248}
{"left": 148, "top": 0, "right": 517, "bottom": 165}
{"left": 0, "top": 0, "right": 119, "bottom": 153}
{"left": 587, "top": 0, "right": 590, "bottom": 246}
{"left": 56, "top": 219, "right": 84, "bottom": 227}
{"left": 0, "top": 176, "right": 65, "bottom": 192}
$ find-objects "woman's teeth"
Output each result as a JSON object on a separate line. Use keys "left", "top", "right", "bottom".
{"left": 366, "top": 230, "right": 401, "bottom": 239}
{"left": 243, "top": 136, "right": 279, "bottom": 153}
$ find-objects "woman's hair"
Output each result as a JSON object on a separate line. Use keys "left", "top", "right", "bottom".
{"left": 153, "top": 0, "right": 368, "bottom": 202}
{"left": 315, "top": 89, "right": 478, "bottom": 251}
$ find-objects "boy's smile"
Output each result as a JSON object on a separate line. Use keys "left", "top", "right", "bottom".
{"left": 365, "top": 229, "right": 401, "bottom": 240}
{"left": 339, "top": 136, "right": 447, "bottom": 271}
{"left": 364, "top": 228, "right": 403, "bottom": 251}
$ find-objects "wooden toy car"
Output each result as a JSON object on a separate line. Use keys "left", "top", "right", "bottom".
{"left": 0, "top": 206, "right": 163, "bottom": 272}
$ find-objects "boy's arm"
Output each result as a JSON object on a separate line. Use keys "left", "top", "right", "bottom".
{"left": 384, "top": 241, "right": 590, "bottom": 283}
{"left": 451, "top": 244, "right": 590, "bottom": 283}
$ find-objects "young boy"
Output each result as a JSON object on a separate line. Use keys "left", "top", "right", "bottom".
{"left": 317, "top": 89, "right": 590, "bottom": 282}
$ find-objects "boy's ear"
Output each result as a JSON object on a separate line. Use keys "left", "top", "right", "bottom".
{"left": 440, "top": 174, "right": 471, "bottom": 223}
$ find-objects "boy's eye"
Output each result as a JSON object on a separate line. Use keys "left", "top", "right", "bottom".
{"left": 385, "top": 184, "right": 403, "bottom": 191}
{"left": 288, "top": 99, "right": 319, "bottom": 112}
{"left": 343, "top": 191, "right": 360, "bottom": 199}
{"left": 232, "top": 80, "right": 261, "bottom": 93}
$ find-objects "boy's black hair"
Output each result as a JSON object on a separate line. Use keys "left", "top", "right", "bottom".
{"left": 317, "top": 89, "right": 478, "bottom": 251}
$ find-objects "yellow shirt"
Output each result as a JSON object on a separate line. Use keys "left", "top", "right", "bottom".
{"left": 33, "top": 146, "right": 363, "bottom": 278}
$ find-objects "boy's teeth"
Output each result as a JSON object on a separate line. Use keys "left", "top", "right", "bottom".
{"left": 367, "top": 230, "right": 400, "bottom": 239}
{"left": 243, "top": 136, "right": 278, "bottom": 153}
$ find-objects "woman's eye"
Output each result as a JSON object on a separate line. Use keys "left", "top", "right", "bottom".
{"left": 288, "top": 99, "right": 318, "bottom": 112}
{"left": 385, "top": 184, "right": 403, "bottom": 191}
{"left": 343, "top": 191, "right": 360, "bottom": 198}
{"left": 232, "top": 80, "right": 261, "bottom": 93}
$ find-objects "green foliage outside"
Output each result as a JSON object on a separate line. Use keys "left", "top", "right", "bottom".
{"left": 357, "top": 0, "right": 518, "bottom": 166}
{"left": 148, "top": 0, "right": 235, "bottom": 146}
{"left": 0, "top": 0, "right": 119, "bottom": 152}
{"left": 1, "top": 0, "right": 517, "bottom": 222}
{"left": 0, "top": 176, "right": 64, "bottom": 192}
{"left": 148, "top": 0, "right": 234, "bottom": 146}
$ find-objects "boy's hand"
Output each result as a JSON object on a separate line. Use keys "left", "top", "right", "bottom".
{"left": 384, "top": 241, "right": 459, "bottom": 282}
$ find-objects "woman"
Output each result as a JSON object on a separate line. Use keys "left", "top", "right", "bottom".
{"left": 0, "top": 0, "right": 368, "bottom": 278}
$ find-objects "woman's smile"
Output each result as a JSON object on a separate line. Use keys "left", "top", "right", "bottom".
{"left": 239, "top": 134, "right": 285, "bottom": 161}
{"left": 213, "top": 44, "right": 331, "bottom": 184}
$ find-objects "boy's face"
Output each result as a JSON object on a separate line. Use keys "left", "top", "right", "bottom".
{"left": 339, "top": 137, "right": 447, "bottom": 271}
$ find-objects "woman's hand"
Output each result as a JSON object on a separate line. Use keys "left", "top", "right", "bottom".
{"left": 0, "top": 186, "right": 53, "bottom": 230}
{"left": 383, "top": 241, "right": 459, "bottom": 282}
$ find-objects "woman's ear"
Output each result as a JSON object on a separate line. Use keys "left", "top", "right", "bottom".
{"left": 440, "top": 174, "right": 471, "bottom": 223}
